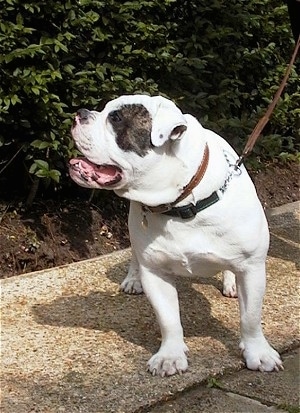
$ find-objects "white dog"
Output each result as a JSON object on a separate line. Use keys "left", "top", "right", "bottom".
{"left": 69, "top": 94, "right": 283, "bottom": 376}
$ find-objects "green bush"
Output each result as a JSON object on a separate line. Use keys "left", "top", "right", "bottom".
{"left": 0, "top": 0, "right": 298, "bottom": 201}
{"left": 163, "top": 1, "right": 299, "bottom": 160}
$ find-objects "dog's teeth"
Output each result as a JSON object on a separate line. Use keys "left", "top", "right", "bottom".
{"left": 80, "top": 171, "right": 89, "bottom": 181}
{"left": 75, "top": 160, "right": 82, "bottom": 170}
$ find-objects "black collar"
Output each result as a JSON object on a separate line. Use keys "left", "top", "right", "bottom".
{"left": 161, "top": 191, "right": 219, "bottom": 219}
{"left": 142, "top": 190, "right": 219, "bottom": 219}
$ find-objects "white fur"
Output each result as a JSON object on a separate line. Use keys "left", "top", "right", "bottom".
{"left": 71, "top": 95, "right": 283, "bottom": 376}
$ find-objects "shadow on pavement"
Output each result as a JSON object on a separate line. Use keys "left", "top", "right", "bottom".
{"left": 32, "top": 260, "right": 239, "bottom": 357}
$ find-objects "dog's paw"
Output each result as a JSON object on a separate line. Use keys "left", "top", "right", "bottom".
{"left": 222, "top": 270, "right": 238, "bottom": 298}
{"left": 147, "top": 344, "right": 189, "bottom": 377}
{"left": 120, "top": 276, "right": 143, "bottom": 294}
{"left": 223, "top": 284, "right": 237, "bottom": 298}
{"left": 240, "top": 340, "right": 283, "bottom": 372}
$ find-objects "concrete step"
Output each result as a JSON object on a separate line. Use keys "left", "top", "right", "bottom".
{"left": 1, "top": 202, "right": 299, "bottom": 413}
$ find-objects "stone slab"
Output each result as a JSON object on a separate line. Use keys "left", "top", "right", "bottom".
{"left": 1, "top": 202, "right": 299, "bottom": 413}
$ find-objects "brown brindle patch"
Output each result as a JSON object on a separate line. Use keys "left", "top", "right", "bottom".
{"left": 107, "top": 104, "right": 152, "bottom": 156}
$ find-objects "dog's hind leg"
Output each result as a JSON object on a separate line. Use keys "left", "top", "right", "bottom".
{"left": 237, "top": 263, "right": 283, "bottom": 372}
{"left": 120, "top": 250, "right": 143, "bottom": 294}
{"left": 222, "top": 270, "right": 238, "bottom": 298}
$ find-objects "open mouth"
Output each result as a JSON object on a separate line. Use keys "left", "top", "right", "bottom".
{"left": 69, "top": 158, "right": 123, "bottom": 187}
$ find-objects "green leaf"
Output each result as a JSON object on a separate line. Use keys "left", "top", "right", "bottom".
{"left": 49, "top": 169, "right": 61, "bottom": 183}
{"left": 29, "top": 163, "right": 38, "bottom": 174}
{"left": 31, "top": 140, "right": 51, "bottom": 149}
{"left": 33, "top": 160, "right": 49, "bottom": 170}
{"left": 10, "top": 95, "right": 21, "bottom": 105}
{"left": 35, "top": 169, "right": 49, "bottom": 178}
{"left": 31, "top": 87, "right": 40, "bottom": 95}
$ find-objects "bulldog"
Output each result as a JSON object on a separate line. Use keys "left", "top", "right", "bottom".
{"left": 69, "top": 94, "right": 283, "bottom": 376}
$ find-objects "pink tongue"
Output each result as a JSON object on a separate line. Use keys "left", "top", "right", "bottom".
{"left": 98, "top": 165, "right": 118, "bottom": 177}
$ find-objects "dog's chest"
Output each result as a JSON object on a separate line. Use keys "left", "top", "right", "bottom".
{"left": 133, "top": 220, "right": 232, "bottom": 277}
{"left": 148, "top": 241, "right": 229, "bottom": 277}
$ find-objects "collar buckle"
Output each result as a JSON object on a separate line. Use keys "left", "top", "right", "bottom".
{"left": 142, "top": 203, "right": 173, "bottom": 214}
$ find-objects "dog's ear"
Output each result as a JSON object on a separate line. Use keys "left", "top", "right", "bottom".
{"left": 150, "top": 97, "right": 187, "bottom": 147}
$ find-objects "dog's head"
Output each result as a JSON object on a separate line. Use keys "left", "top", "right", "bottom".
{"left": 69, "top": 95, "right": 187, "bottom": 191}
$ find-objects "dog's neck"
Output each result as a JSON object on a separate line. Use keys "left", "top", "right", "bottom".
{"left": 115, "top": 152, "right": 189, "bottom": 206}
{"left": 116, "top": 115, "right": 228, "bottom": 207}
{"left": 143, "top": 143, "right": 210, "bottom": 214}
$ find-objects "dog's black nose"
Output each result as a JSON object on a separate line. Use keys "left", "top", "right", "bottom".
{"left": 77, "top": 108, "right": 90, "bottom": 121}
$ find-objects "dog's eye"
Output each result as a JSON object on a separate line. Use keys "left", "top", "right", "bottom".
{"left": 108, "top": 111, "right": 122, "bottom": 123}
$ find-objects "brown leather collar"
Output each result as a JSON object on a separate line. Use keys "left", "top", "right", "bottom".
{"left": 143, "top": 143, "right": 209, "bottom": 214}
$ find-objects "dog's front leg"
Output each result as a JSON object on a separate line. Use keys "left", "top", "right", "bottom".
{"left": 140, "top": 266, "right": 188, "bottom": 376}
{"left": 237, "top": 263, "right": 283, "bottom": 372}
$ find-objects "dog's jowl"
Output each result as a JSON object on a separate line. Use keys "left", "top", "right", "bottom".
{"left": 69, "top": 94, "right": 283, "bottom": 377}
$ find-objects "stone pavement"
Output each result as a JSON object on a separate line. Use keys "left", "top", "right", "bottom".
{"left": 1, "top": 202, "right": 299, "bottom": 413}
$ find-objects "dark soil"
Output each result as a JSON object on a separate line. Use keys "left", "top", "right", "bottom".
{"left": 0, "top": 162, "right": 299, "bottom": 279}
